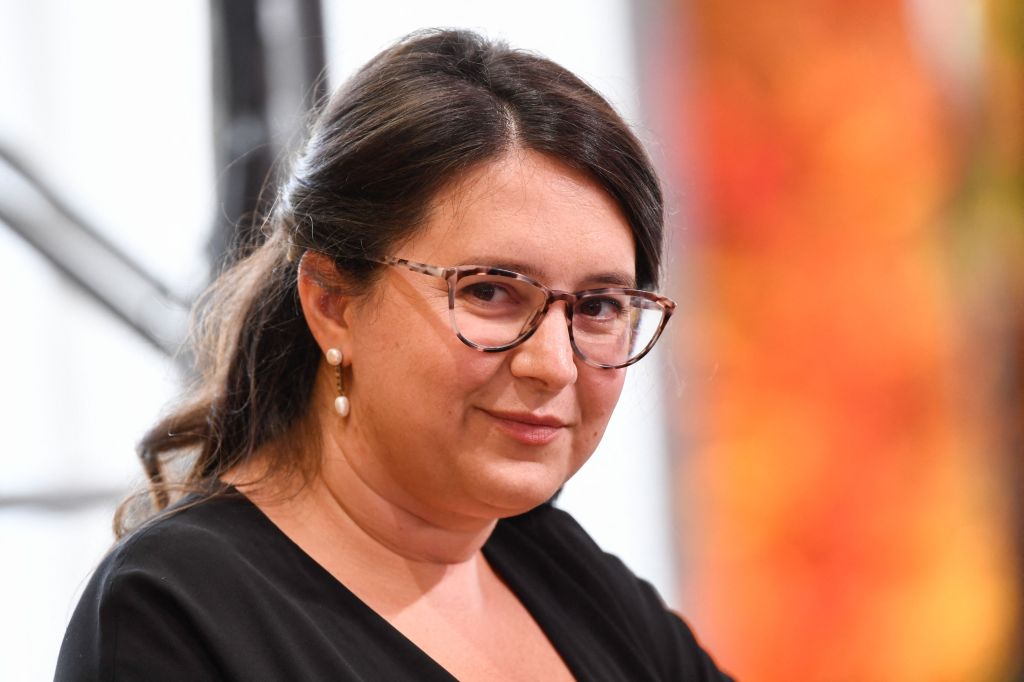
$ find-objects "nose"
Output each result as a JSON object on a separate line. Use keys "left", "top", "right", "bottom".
{"left": 508, "top": 302, "right": 578, "bottom": 388}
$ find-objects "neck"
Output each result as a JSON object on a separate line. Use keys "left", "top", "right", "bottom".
{"left": 230, "top": 422, "right": 498, "bottom": 586}
{"left": 315, "top": 429, "right": 498, "bottom": 566}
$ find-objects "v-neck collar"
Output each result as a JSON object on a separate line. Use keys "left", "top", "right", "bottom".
{"left": 223, "top": 488, "right": 583, "bottom": 680}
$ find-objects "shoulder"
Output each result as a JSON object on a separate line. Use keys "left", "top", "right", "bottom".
{"left": 97, "top": 490, "right": 279, "bottom": 608}
{"left": 129, "top": 490, "right": 264, "bottom": 548}
{"left": 55, "top": 493, "right": 267, "bottom": 680}
{"left": 97, "top": 492, "right": 261, "bottom": 588}
{"left": 495, "top": 503, "right": 734, "bottom": 682}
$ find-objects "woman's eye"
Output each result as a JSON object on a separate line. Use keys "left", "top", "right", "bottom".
{"left": 462, "top": 281, "right": 513, "bottom": 303}
{"left": 577, "top": 297, "right": 623, "bottom": 318}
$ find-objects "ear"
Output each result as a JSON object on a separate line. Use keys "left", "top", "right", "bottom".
{"left": 296, "top": 251, "right": 356, "bottom": 363}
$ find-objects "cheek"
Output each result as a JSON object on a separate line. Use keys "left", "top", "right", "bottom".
{"left": 360, "top": 333, "right": 502, "bottom": 426}
{"left": 353, "top": 294, "right": 454, "bottom": 385}
{"left": 589, "top": 367, "right": 627, "bottom": 410}
{"left": 578, "top": 369, "right": 627, "bottom": 439}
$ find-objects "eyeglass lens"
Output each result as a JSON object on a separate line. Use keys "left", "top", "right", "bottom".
{"left": 450, "top": 273, "right": 665, "bottom": 366}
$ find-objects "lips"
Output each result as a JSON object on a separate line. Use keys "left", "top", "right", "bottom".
{"left": 482, "top": 410, "right": 569, "bottom": 445}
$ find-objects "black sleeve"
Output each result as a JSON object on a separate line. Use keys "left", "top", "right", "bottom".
{"left": 516, "top": 504, "right": 736, "bottom": 682}
{"left": 55, "top": 538, "right": 223, "bottom": 681}
{"left": 625, "top": 563, "right": 735, "bottom": 682}
{"left": 593, "top": 536, "right": 737, "bottom": 679}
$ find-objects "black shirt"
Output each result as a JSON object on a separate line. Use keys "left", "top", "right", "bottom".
{"left": 55, "top": 490, "right": 731, "bottom": 680}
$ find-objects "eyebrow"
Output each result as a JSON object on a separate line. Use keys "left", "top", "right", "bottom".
{"left": 455, "top": 258, "right": 637, "bottom": 289}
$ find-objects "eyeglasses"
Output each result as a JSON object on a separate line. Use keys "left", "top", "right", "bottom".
{"left": 369, "top": 256, "right": 676, "bottom": 369}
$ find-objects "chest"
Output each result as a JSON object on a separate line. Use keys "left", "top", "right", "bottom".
{"left": 382, "top": 577, "right": 576, "bottom": 682}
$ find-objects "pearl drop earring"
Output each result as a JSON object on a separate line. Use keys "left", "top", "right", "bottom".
{"left": 325, "top": 348, "right": 350, "bottom": 417}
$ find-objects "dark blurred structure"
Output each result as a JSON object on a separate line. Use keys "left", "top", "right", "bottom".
{"left": 208, "top": 0, "right": 327, "bottom": 268}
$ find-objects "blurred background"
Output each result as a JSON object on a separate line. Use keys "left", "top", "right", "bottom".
{"left": 0, "top": 1, "right": 1020, "bottom": 680}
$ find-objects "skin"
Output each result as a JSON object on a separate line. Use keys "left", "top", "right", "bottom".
{"left": 236, "top": 149, "right": 637, "bottom": 680}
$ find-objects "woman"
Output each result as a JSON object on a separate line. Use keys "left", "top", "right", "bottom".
{"left": 56, "top": 29, "right": 731, "bottom": 681}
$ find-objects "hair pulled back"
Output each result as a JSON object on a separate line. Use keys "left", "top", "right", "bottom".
{"left": 121, "top": 29, "right": 664, "bottom": 536}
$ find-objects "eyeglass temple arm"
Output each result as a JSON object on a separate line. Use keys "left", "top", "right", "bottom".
{"left": 369, "top": 256, "right": 450, "bottom": 279}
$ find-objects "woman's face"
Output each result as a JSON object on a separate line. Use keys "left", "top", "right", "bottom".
{"left": 338, "top": 150, "right": 636, "bottom": 522}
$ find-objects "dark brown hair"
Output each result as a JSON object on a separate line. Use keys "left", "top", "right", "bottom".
{"left": 119, "top": 28, "right": 664, "bottom": 536}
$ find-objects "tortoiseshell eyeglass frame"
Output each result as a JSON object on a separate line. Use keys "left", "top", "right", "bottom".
{"left": 367, "top": 256, "right": 676, "bottom": 369}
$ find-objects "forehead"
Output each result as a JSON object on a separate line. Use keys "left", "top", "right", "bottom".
{"left": 403, "top": 150, "right": 636, "bottom": 288}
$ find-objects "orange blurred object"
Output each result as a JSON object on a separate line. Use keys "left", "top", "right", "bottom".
{"left": 663, "top": 0, "right": 1022, "bottom": 679}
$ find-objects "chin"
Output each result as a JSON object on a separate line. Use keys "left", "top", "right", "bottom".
{"left": 472, "top": 459, "right": 575, "bottom": 518}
